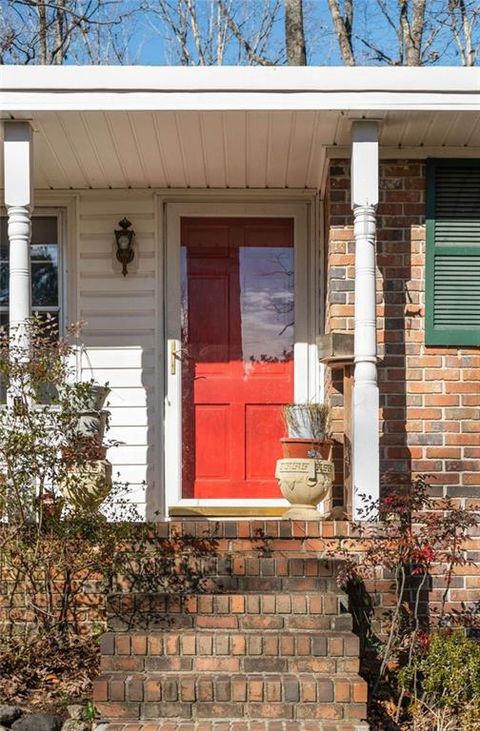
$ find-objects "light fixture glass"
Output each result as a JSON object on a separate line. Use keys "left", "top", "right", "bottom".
{"left": 117, "top": 233, "right": 131, "bottom": 251}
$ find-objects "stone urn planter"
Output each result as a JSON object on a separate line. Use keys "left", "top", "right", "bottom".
{"left": 275, "top": 458, "right": 334, "bottom": 520}
{"left": 60, "top": 459, "right": 112, "bottom": 512}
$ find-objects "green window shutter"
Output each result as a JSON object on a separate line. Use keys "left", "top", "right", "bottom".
{"left": 426, "top": 159, "right": 480, "bottom": 346}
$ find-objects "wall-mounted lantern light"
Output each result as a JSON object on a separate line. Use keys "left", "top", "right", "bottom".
{"left": 114, "top": 217, "right": 135, "bottom": 276}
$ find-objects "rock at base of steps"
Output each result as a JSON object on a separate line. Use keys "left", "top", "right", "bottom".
{"left": 11, "top": 714, "right": 62, "bottom": 731}
{"left": 0, "top": 706, "right": 23, "bottom": 726}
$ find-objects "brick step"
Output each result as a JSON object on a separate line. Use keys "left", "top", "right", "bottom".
{"left": 121, "top": 576, "right": 340, "bottom": 596}
{"left": 109, "top": 593, "right": 347, "bottom": 617}
{"left": 94, "top": 672, "right": 367, "bottom": 722}
{"left": 96, "top": 720, "right": 368, "bottom": 731}
{"left": 115, "top": 556, "right": 343, "bottom": 596}
{"left": 97, "top": 538, "right": 366, "bottom": 729}
{"left": 107, "top": 593, "right": 350, "bottom": 632}
{"left": 120, "top": 556, "right": 339, "bottom": 591}
{"left": 173, "top": 556, "right": 339, "bottom": 579}
{"left": 100, "top": 630, "right": 359, "bottom": 674}
{"left": 147, "top": 519, "right": 351, "bottom": 542}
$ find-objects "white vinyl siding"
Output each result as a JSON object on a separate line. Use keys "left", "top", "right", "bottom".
{"left": 77, "top": 193, "right": 158, "bottom": 518}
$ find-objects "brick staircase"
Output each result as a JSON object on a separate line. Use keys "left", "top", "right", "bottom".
{"left": 93, "top": 521, "right": 368, "bottom": 731}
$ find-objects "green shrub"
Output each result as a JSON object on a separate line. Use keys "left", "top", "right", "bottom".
{"left": 416, "top": 630, "right": 480, "bottom": 711}
{"left": 400, "top": 630, "right": 480, "bottom": 727}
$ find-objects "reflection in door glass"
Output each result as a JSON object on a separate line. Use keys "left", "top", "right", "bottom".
{"left": 239, "top": 247, "right": 294, "bottom": 365}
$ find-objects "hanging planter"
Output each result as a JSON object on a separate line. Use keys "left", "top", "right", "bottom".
{"left": 73, "top": 410, "right": 109, "bottom": 441}
{"left": 59, "top": 383, "right": 110, "bottom": 413}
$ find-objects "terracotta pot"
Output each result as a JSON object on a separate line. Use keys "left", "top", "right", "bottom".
{"left": 61, "top": 442, "right": 108, "bottom": 461}
{"left": 280, "top": 438, "right": 332, "bottom": 460}
{"left": 37, "top": 490, "right": 65, "bottom": 523}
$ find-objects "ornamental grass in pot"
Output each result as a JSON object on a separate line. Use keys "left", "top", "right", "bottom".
{"left": 277, "top": 402, "right": 333, "bottom": 519}
{"left": 281, "top": 402, "right": 332, "bottom": 459}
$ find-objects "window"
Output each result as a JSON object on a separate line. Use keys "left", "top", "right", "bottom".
{"left": 0, "top": 215, "right": 61, "bottom": 331}
{"left": 426, "top": 160, "right": 480, "bottom": 346}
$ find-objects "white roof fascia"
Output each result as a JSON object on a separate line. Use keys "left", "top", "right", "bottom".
{"left": 1, "top": 66, "right": 479, "bottom": 113}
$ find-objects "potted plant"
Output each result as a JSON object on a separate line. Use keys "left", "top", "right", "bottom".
{"left": 59, "top": 457, "right": 113, "bottom": 512}
{"left": 58, "top": 380, "right": 110, "bottom": 442}
{"left": 281, "top": 402, "right": 332, "bottom": 459}
{"left": 58, "top": 379, "right": 113, "bottom": 513}
{"left": 65, "top": 380, "right": 110, "bottom": 413}
{"left": 276, "top": 402, "right": 334, "bottom": 520}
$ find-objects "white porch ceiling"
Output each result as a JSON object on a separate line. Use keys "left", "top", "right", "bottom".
{"left": 2, "top": 109, "right": 480, "bottom": 191}
{"left": 10, "top": 110, "right": 340, "bottom": 190}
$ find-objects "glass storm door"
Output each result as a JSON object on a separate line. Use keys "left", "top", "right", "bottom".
{"left": 180, "top": 218, "right": 294, "bottom": 499}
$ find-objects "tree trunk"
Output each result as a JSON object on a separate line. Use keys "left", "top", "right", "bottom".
{"left": 327, "top": 0, "right": 355, "bottom": 66}
{"left": 285, "top": 0, "right": 306, "bottom": 65}
{"left": 37, "top": 0, "right": 48, "bottom": 64}
{"left": 449, "top": 0, "right": 477, "bottom": 67}
{"left": 400, "top": 0, "right": 426, "bottom": 65}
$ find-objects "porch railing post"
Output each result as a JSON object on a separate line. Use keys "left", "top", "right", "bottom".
{"left": 351, "top": 121, "right": 380, "bottom": 520}
{"left": 3, "top": 122, "right": 34, "bottom": 365}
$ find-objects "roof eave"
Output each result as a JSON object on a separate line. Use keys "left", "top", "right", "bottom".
{"left": 1, "top": 66, "right": 479, "bottom": 114}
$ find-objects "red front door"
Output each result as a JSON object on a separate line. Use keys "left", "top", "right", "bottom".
{"left": 181, "top": 218, "right": 294, "bottom": 499}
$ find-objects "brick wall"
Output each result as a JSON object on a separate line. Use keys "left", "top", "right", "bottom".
{"left": 0, "top": 572, "right": 106, "bottom": 637}
{"left": 2, "top": 520, "right": 480, "bottom": 638}
{"left": 325, "top": 159, "right": 480, "bottom": 506}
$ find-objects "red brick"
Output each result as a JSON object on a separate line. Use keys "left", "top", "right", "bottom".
{"left": 116, "top": 635, "right": 131, "bottom": 655}
{"left": 196, "top": 616, "right": 238, "bottom": 629}
{"left": 131, "top": 635, "right": 147, "bottom": 655}
{"left": 231, "top": 596, "right": 245, "bottom": 613}
{"left": 335, "top": 680, "right": 351, "bottom": 703}
{"left": 231, "top": 635, "right": 246, "bottom": 655}
{"left": 93, "top": 678, "right": 108, "bottom": 702}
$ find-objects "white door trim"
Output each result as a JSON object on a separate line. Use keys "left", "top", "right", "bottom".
{"left": 162, "top": 197, "right": 320, "bottom": 514}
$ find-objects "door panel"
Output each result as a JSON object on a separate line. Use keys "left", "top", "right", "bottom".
{"left": 181, "top": 217, "right": 294, "bottom": 499}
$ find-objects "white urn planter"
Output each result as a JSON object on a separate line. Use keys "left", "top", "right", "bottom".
{"left": 275, "top": 458, "right": 334, "bottom": 520}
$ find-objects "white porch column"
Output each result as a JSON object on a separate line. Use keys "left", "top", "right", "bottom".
{"left": 3, "top": 122, "right": 33, "bottom": 354}
{"left": 351, "top": 121, "right": 379, "bottom": 520}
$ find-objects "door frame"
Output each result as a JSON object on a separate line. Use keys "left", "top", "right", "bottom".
{"left": 163, "top": 196, "right": 320, "bottom": 515}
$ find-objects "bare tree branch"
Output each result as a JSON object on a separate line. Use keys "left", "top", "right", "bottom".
{"left": 448, "top": 0, "right": 479, "bottom": 66}
{"left": 216, "top": 0, "right": 275, "bottom": 65}
{"left": 186, "top": 0, "right": 206, "bottom": 64}
{"left": 2, "top": 0, "right": 133, "bottom": 64}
